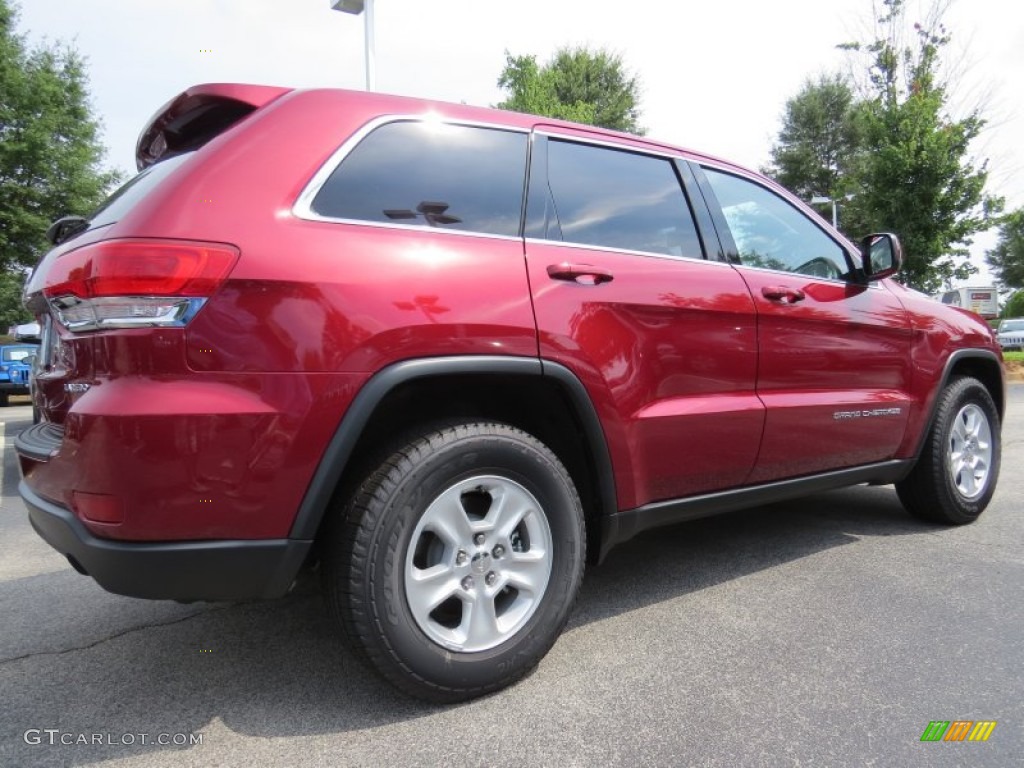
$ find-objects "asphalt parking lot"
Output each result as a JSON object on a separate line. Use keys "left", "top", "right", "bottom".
{"left": 1, "top": 387, "right": 1021, "bottom": 767}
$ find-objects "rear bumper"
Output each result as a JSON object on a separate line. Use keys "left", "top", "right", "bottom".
{"left": 20, "top": 481, "right": 312, "bottom": 601}
{"left": 0, "top": 381, "right": 30, "bottom": 395}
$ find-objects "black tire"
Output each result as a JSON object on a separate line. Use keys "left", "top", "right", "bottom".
{"left": 0, "top": 393, "right": 8, "bottom": 408}
{"left": 896, "top": 376, "right": 1001, "bottom": 524}
{"left": 321, "top": 422, "right": 586, "bottom": 703}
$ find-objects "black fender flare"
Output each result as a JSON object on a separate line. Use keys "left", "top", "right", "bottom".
{"left": 909, "top": 348, "right": 1005, "bottom": 461}
{"left": 289, "top": 355, "right": 619, "bottom": 543}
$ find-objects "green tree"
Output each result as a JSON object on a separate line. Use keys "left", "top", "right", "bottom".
{"left": 0, "top": 267, "right": 31, "bottom": 330}
{"left": 1001, "top": 289, "right": 1024, "bottom": 319}
{"left": 496, "top": 46, "right": 644, "bottom": 134}
{"left": 0, "top": 1, "right": 120, "bottom": 272}
{"left": 764, "top": 73, "right": 865, "bottom": 233}
{"left": 986, "top": 209, "right": 1024, "bottom": 290}
{"left": 840, "top": 0, "right": 1002, "bottom": 294}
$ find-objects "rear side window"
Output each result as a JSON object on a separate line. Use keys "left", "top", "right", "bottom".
{"left": 542, "top": 140, "right": 702, "bottom": 258}
{"left": 312, "top": 122, "right": 528, "bottom": 237}
{"left": 90, "top": 153, "right": 192, "bottom": 229}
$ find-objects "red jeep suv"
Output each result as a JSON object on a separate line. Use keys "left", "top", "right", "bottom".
{"left": 18, "top": 84, "right": 1004, "bottom": 702}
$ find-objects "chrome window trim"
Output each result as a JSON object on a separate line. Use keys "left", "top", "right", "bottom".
{"left": 292, "top": 115, "right": 529, "bottom": 237}
{"left": 534, "top": 129, "right": 682, "bottom": 163}
{"left": 732, "top": 262, "right": 883, "bottom": 289}
{"left": 524, "top": 237, "right": 710, "bottom": 265}
{"left": 530, "top": 131, "right": 709, "bottom": 262}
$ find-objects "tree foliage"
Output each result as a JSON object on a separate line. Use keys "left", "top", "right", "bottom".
{"left": 1001, "top": 289, "right": 1024, "bottom": 320}
{"left": 985, "top": 209, "right": 1024, "bottom": 290}
{"left": 765, "top": 74, "right": 863, "bottom": 209}
{"left": 496, "top": 46, "right": 644, "bottom": 134}
{"left": 0, "top": 1, "right": 119, "bottom": 273}
{"left": 0, "top": 268, "right": 31, "bottom": 329}
{"left": 766, "top": 0, "right": 1002, "bottom": 294}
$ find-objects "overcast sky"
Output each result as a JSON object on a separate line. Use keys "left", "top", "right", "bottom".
{"left": 15, "top": 0, "right": 1024, "bottom": 285}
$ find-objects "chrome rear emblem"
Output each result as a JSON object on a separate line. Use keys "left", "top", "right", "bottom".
{"left": 63, "top": 382, "right": 91, "bottom": 393}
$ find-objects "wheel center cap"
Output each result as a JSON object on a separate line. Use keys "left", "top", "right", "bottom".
{"left": 471, "top": 551, "right": 491, "bottom": 574}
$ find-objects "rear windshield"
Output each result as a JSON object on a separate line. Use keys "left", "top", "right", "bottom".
{"left": 89, "top": 152, "right": 192, "bottom": 229}
{"left": 2, "top": 347, "right": 35, "bottom": 362}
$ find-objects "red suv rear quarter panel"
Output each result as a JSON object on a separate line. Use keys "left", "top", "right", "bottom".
{"left": 28, "top": 91, "right": 538, "bottom": 541}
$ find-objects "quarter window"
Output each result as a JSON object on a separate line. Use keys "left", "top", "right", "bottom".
{"left": 703, "top": 169, "right": 851, "bottom": 279}
{"left": 541, "top": 140, "right": 703, "bottom": 258}
{"left": 312, "top": 121, "right": 528, "bottom": 237}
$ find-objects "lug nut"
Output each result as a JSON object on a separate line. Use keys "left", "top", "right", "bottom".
{"left": 485, "top": 572, "right": 497, "bottom": 587}
{"left": 455, "top": 550, "right": 468, "bottom": 566}
{"left": 473, "top": 533, "right": 486, "bottom": 546}
{"left": 492, "top": 545, "right": 505, "bottom": 558}
{"left": 461, "top": 576, "right": 474, "bottom": 591}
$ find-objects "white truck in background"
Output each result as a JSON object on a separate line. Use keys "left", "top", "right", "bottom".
{"left": 937, "top": 287, "right": 999, "bottom": 319}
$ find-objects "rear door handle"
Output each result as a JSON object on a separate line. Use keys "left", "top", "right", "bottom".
{"left": 761, "top": 285, "right": 805, "bottom": 303}
{"left": 547, "top": 263, "right": 614, "bottom": 285}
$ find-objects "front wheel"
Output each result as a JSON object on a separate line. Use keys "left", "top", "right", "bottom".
{"left": 896, "top": 376, "right": 1001, "bottom": 524}
{"left": 321, "top": 422, "right": 586, "bottom": 702}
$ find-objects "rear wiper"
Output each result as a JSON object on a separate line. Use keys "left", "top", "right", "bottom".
{"left": 46, "top": 215, "right": 90, "bottom": 245}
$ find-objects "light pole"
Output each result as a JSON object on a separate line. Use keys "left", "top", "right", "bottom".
{"left": 809, "top": 194, "right": 855, "bottom": 230}
{"left": 331, "top": 0, "right": 375, "bottom": 91}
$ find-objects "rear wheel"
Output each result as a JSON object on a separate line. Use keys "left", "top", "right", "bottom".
{"left": 896, "top": 376, "right": 1000, "bottom": 524}
{"left": 321, "top": 422, "right": 585, "bottom": 702}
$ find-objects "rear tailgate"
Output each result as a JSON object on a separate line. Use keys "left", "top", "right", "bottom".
{"left": 25, "top": 83, "right": 292, "bottom": 426}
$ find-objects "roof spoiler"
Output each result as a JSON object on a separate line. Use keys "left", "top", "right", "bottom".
{"left": 135, "top": 83, "right": 292, "bottom": 170}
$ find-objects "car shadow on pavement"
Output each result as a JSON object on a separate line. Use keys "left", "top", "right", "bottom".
{"left": 0, "top": 464, "right": 950, "bottom": 767}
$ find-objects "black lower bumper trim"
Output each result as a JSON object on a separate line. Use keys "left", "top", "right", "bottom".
{"left": 20, "top": 481, "right": 312, "bottom": 601}
{"left": 15, "top": 422, "right": 64, "bottom": 461}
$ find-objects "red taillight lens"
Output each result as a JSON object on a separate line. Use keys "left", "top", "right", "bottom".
{"left": 44, "top": 240, "right": 239, "bottom": 299}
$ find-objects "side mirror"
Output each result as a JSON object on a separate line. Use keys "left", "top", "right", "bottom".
{"left": 860, "top": 233, "right": 903, "bottom": 281}
{"left": 22, "top": 355, "right": 37, "bottom": 369}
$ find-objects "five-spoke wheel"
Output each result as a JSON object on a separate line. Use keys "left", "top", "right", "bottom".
{"left": 897, "top": 376, "right": 1001, "bottom": 524}
{"left": 321, "top": 422, "right": 585, "bottom": 703}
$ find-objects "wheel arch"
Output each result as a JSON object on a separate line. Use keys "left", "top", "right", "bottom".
{"left": 290, "top": 356, "right": 619, "bottom": 564}
{"left": 911, "top": 349, "right": 1005, "bottom": 460}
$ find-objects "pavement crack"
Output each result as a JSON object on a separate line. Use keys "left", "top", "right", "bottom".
{"left": 0, "top": 602, "right": 241, "bottom": 666}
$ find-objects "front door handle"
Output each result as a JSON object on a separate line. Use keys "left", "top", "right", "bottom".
{"left": 761, "top": 285, "right": 805, "bottom": 303}
{"left": 547, "top": 263, "right": 614, "bottom": 285}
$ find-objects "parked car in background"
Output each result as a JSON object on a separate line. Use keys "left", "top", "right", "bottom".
{"left": 0, "top": 344, "right": 39, "bottom": 406}
{"left": 16, "top": 84, "right": 1005, "bottom": 703}
{"left": 997, "top": 318, "right": 1024, "bottom": 351}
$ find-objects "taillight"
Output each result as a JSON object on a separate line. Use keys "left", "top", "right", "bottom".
{"left": 43, "top": 239, "right": 238, "bottom": 331}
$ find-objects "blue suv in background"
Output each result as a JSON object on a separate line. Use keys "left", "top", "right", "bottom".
{"left": 0, "top": 344, "right": 39, "bottom": 406}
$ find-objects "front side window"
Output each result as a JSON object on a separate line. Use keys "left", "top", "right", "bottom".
{"left": 703, "top": 169, "right": 852, "bottom": 280}
{"left": 312, "top": 121, "right": 528, "bottom": 237}
{"left": 541, "top": 140, "right": 702, "bottom": 259}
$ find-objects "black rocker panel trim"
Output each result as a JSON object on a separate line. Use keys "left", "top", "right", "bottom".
{"left": 601, "top": 459, "right": 914, "bottom": 556}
